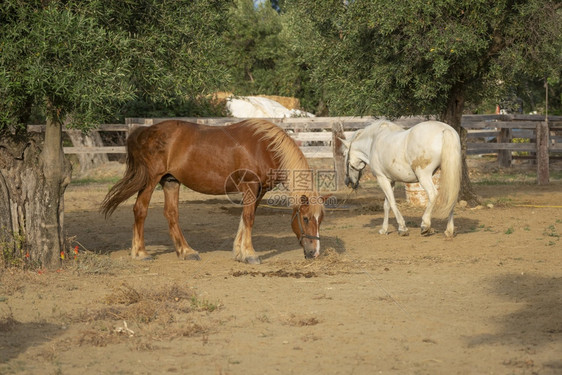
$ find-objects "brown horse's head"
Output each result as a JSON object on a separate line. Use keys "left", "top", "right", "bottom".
{"left": 291, "top": 194, "right": 325, "bottom": 259}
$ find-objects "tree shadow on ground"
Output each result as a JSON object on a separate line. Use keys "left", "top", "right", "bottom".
{"left": 466, "top": 273, "right": 562, "bottom": 350}
{"left": 0, "top": 319, "right": 61, "bottom": 364}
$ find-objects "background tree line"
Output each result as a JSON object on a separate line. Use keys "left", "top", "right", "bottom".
{"left": 1, "top": 0, "right": 561, "bottom": 268}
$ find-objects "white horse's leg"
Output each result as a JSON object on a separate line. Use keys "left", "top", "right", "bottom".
{"left": 377, "top": 178, "right": 408, "bottom": 236}
{"left": 379, "top": 197, "right": 391, "bottom": 235}
{"left": 417, "top": 172, "right": 438, "bottom": 236}
{"left": 233, "top": 215, "right": 245, "bottom": 260}
{"left": 444, "top": 210, "right": 455, "bottom": 238}
{"left": 232, "top": 184, "right": 262, "bottom": 264}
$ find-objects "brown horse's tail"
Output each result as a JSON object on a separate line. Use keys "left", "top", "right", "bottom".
{"left": 100, "top": 129, "right": 149, "bottom": 217}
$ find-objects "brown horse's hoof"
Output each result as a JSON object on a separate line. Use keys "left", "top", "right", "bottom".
{"left": 398, "top": 230, "right": 409, "bottom": 237}
{"left": 133, "top": 253, "right": 153, "bottom": 261}
{"left": 244, "top": 256, "right": 261, "bottom": 265}
{"left": 183, "top": 253, "right": 201, "bottom": 261}
{"left": 421, "top": 227, "right": 436, "bottom": 236}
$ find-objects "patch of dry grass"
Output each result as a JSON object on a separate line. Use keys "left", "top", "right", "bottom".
{"left": 65, "top": 250, "right": 129, "bottom": 275}
{"left": 269, "top": 248, "right": 363, "bottom": 275}
{"left": 0, "top": 268, "right": 46, "bottom": 296}
{"left": 281, "top": 313, "right": 320, "bottom": 327}
{"left": 77, "top": 329, "right": 122, "bottom": 347}
{"left": 73, "top": 283, "right": 219, "bottom": 325}
{"left": 67, "top": 282, "right": 220, "bottom": 347}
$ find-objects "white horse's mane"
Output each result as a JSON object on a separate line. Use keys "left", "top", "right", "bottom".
{"left": 351, "top": 120, "right": 403, "bottom": 147}
{"left": 363, "top": 120, "right": 404, "bottom": 137}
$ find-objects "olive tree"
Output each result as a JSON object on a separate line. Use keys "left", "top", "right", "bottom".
{"left": 0, "top": 0, "right": 229, "bottom": 268}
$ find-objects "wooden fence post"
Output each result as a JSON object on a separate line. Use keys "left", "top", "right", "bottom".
{"left": 125, "top": 118, "right": 141, "bottom": 139}
{"left": 497, "top": 128, "right": 512, "bottom": 167}
{"left": 536, "top": 121, "right": 549, "bottom": 185}
{"left": 332, "top": 121, "right": 346, "bottom": 190}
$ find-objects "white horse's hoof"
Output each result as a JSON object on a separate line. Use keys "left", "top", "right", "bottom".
{"left": 379, "top": 228, "right": 389, "bottom": 235}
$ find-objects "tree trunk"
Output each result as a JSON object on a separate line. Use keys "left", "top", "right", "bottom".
{"left": 0, "top": 120, "right": 71, "bottom": 269}
{"left": 536, "top": 120, "right": 549, "bottom": 185}
{"left": 441, "top": 84, "right": 480, "bottom": 207}
{"left": 66, "top": 129, "right": 109, "bottom": 176}
{"left": 332, "top": 121, "right": 346, "bottom": 190}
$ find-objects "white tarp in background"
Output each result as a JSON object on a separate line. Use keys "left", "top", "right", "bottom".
{"left": 226, "top": 96, "right": 314, "bottom": 118}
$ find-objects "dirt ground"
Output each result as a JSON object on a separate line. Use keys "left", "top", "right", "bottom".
{"left": 1, "top": 158, "right": 561, "bottom": 375}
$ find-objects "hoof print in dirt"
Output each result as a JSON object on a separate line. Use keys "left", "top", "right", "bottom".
{"left": 183, "top": 253, "right": 201, "bottom": 261}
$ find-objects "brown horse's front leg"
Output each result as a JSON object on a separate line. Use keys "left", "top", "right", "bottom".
{"left": 233, "top": 186, "right": 262, "bottom": 264}
{"left": 162, "top": 178, "right": 200, "bottom": 261}
{"left": 233, "top": 207, "right": 260, "bottom": 264}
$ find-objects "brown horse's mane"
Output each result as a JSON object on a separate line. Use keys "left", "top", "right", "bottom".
{"left": 242, "top": 119, "right": 322, "bottom": 211}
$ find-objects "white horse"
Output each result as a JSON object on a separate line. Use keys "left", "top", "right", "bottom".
{"left": 341, "top": 120, "right": 462, "bottom": 238}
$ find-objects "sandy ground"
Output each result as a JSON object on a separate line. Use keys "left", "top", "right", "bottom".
{"left": 1, "top": 159, "right": 561, "bottom": 375}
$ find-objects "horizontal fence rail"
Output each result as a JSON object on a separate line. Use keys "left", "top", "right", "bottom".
{"left": 27, "top": 114, "right": 562, "bottom": 161}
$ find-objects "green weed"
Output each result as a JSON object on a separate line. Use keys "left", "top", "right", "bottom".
{"left": 191, "top": 296, "right": 221, "bottom": 313}
{"left": 544, "top": 225, "right": 559, "bottom": 238}
{"left": 0, "top": 227, "right": 37, "bottom": 269}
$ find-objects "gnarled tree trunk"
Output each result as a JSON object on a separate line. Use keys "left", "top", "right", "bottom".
{"left": 0, "top": 119, "right": 71, "bottom": 268}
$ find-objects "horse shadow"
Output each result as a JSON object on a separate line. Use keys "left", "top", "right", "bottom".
{"left": 147, "top": 230, "right": 346, "bottom": 262}
{"left": 257, "top": 235, "right": 347, "bottom": 261}
{"left": 363, "top": 215, "right": 480, "bottom": 236}
{"left": 81, "top": 202, "right": 344, "bottom": 261}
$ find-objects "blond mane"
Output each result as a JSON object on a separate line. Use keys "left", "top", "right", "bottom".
{"left": 242, "top": 119, "right": 323, "bottom": 212}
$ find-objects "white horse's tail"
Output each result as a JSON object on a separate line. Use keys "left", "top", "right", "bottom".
{"left": 433, "top": 128, "right": 462, "bottom": 218}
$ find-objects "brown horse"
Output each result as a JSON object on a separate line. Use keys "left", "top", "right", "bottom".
{"left": 100, "top": 119, "right": 325, "bottom": 264}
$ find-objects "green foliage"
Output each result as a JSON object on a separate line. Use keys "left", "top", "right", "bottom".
{"left": 282, "top": 0, "right": 562, "bottom": 116}
{"left": 1, "top": 0, "right": 560, "bottom": 123}
{"left": 116, "top": 97, "right": 228, "bottom": 121}
{"left": 222, "top": 0, "right": 319, "bottom": 111}
{"left": 0, "top": 1, "right": 134, "bottom": 131}
{"left": 0, "top": 0, "right": 231, "bottom": 132}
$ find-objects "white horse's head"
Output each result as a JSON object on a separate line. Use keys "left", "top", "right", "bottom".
{"left": 340, "top": 130, "right": 368, "bottom": 190}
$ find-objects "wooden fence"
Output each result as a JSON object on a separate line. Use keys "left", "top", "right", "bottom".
{"left": 28, "top": 115, "right": 562, "bottom": 184}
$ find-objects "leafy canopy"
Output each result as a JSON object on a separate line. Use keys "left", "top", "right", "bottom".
{"left": 0, "top": 0, "right": 230, "bottom": 133}
{"left": 282, "top": 0, "right": 562, "bottom": 116}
